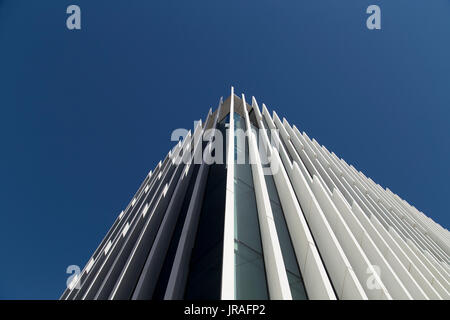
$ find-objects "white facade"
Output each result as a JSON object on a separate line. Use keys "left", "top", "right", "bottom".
{"left": 61, "top": 88, "right": 450, "bottom": 300}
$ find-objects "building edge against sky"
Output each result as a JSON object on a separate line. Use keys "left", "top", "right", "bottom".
{"left": 61, "top": 87, "right": 450, "bottom": 300}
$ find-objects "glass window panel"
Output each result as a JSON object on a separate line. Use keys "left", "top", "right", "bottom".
{"left": 234, "top": 179, "right": 263, "bottom": 253}
{"left": 235, "top": 241, "right": 268, "bottom": 300}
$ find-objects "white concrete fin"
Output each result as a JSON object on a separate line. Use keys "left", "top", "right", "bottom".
{"left": 68, "top": 274, "right": 79, "bottom": 290}
{"left": 221, "top": 86, "right": 236, "bottom": 300}
{"left": 104, "top": 240, "right": 112, "bottom": 255}
{"left": 122, "top": 222, "right": 130, "bottom": 237}
{"left": 85, "top": 258, "right": 94, "bottom": 273}
{"left": 162, "top": 184, "right": 169, "bottom": 197}
{"left": 142, "top": 203, "right": 150, "bottom": 218}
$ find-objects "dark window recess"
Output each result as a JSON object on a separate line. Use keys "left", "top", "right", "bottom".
{"left": 152, "top": 163, "right": 201, "bottom": 299}
{"left": 184, "top": 118, "right": 228, "bottom": 300}
{"left": 248, "top": 109, "right": 259, "bottom": 128}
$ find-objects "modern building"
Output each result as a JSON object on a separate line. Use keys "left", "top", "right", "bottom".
{"left": 61, "top": 88, "right": 450, "bottom": 300}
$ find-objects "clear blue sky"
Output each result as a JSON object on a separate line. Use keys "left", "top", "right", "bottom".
{"left": 0, "top": 0, "right": 449, "bottom": 299}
